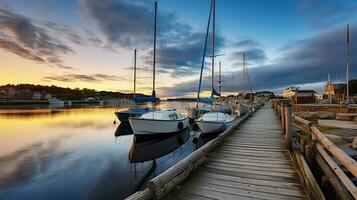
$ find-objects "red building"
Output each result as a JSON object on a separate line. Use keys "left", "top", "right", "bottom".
{"left": 293, "top": 90, "right": 316, "bottom": 104}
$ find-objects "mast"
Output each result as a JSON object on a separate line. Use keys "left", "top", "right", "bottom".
{"left": 134, "top": 49, "right": 137, "bottom": 98}
{"left": 196, "top": 0, "right": 213, "bottom": 108}
{"left": 242, "top": 53, "right": 246, "bottom": 91}
{"left": 211, "top": 0, "right": 215, "bottom": 94}
{"left": 153, "top": 0, "right": 157, "bottom": 95}
{"left": 346, "top": 24, "right": 350, "bottom": 104}
{"left": 243, "top": 53, "right": 253, "bottom": 107}
{"left": 328, "top": 73, "right": 332, "bottom": 104}
{"left": 219, "top": 61, "right": 222, "bottom": 98}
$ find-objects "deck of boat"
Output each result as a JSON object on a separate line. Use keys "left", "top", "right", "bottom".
{"left": 164, "top": 105, "right": 307, "bottom": 200}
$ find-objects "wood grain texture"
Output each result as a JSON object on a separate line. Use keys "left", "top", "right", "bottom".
{"left": 168, "top": 104, "right": 307, "bottom": 199}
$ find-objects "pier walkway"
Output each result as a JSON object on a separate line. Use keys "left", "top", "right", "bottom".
{"left": 165, "top": 105, "right": 307, "bottom": 200}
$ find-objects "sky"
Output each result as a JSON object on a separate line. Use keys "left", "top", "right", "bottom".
{"left": 0, "top": 0, "right": 356, "bottom": 98}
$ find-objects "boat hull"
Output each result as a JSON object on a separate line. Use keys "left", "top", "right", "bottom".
{"left": 129, "top": 117, "right": 189, "bottom": 135}
{"left": 196, "top": 116, "right": 236, "bottom": 134}
{"left": 187, "top": 107, "right": 210, "bottom": 119}
{"left": 115, "top": 108, "right": 153, "bottom": 122}
{"left": 238, "top": 104, "right": 250, "bottom": 115}
{"left": 213, "top": 104, "right": 231, "bottom": 113}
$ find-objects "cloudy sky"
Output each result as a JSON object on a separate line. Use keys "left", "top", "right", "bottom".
{"left": 0, "top": 0, "right": 356, "bottom": 98}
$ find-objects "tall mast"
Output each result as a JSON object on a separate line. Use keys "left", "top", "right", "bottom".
{"left": 243, "top": 53, "right": 246, "bottom": 90}
{"left": 211, "top": 0, "right": 215, "bottom": 93}
{"left": 219, "top": 61, "right": 222, "bottom": 98}
{"left": 346, "top": 24, "right": 350, "bottom": 104}
{"left": 196, "top": 0, "right": 213, "bottom": 108}
{"left": 134, "top": 49, "right": 137, "bottom": 98}
{"left": 328, "top": 73, "right": 332, "bottom": 104}
{"left": 153, "top": 0, "right": 157, "bottom": 94}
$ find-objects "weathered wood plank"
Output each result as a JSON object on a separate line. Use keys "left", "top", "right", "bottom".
{"left": 207, "top": 158, "right": 294, "bottom": 169}
{"left": 188, "top": 177, "right": 306, "bottom": 197}
{"left": 184, "top": 180, "right": 305, "bottom": 200}
{"left": 193, "top": 171, "right": 303, "bottom": 189}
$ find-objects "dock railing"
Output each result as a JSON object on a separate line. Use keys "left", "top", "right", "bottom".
{"left": 272, "top": 99, "right": 357, "bottom": 200}
{"left": 126, "top": 105, "right": 261, "bottom": 200}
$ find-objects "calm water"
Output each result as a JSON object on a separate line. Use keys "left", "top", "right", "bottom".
{"left": 0, "top": 102, "right": 216, "bottom": 200}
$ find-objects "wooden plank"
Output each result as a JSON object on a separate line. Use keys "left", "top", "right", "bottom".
{"left": 204, "top": 163, "right": 297, "bottom": 178}
{"left": 163, "top": 191, "right": 215, "bottom": 200}
{"left": 317, "top": 144, "right": 357, "bottom": 198}
{"left": 222, "top": 144, "right": 288, "bottom": 151}
{"left": 184, "top": 180, "right": 305, "bottom": 200}
{"left": 208, "top": 160, "right": 296, "bottom": 172}
{"left": 207, "top": 154, "right": 292, "bottom": 165}
{"left": 293, "top": 151, "right": 326, "bottom": 200}
{"left": 203, "top": 166, "right": 300, "bottom": 183}
{"left": 194, "top": 171, "right": 303, "bottom": 189}
{"left": 213, "top": 149, "right": 289, "bottom": 158}
{"left": 207, "top": 158, "right": 294, "bottom": 169}
{"left": 189, "top": 176, "right": 306, "bottom": 197}
{"left": 217, "top": 147, "right": 289, "bottom": 155}
{"left": 207, "top": 162, "right": 296, "bottom": 176}
{"left": 224, "top": 142, "right": 286, "bottom": 148}
{"left": 311, "top": 126, "right": 357, "bottom": 178}
{"left": 179, "top": 187, "right": 258, "bottom": 200}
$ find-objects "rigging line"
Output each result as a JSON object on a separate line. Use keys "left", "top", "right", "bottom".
{"left": 244, "top": 54, "right": 253, "bottom": 105}
{"left": 196, "top": 0, "right": 213, "bottom": 108}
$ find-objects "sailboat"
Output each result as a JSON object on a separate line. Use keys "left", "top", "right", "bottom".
{"left": 236, "top": 53, "right": 252, "bottom": 115}
{"left": 213, "top": 61, "right": 232, "bottom": 113}
{"left": 115, "top": 49, "right": 156, "bottom": 122}
{"left": 195, "top": 0, "right": 236, "bottom": 134}
{"left": 129, "top": 0, "right": 189, "bottom": 135}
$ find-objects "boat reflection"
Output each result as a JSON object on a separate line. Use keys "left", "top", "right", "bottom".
{"left": 128, "top": 129, "right": 189, "bottom": 163}
{"left": 114, "top": 122, "right": 133, "bottom": 136}
{"left": 193, "top": 132, "right": 219, "bottom": 150}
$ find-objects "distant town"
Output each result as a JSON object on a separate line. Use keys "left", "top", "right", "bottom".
{"left": 0, "top": 84, "right": 145, "bottom": 105}
{"left": 1, "top": 79, "right": 357, "bottom": 106}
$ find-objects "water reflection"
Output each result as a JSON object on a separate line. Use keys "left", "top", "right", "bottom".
{"left": 0, "top": 109, "right": 62, "bottom": 118}
{"left": 0, "top": 135, "right": 72, "bottom": 190}
{"left": 129, "top": 129, "right": 190, "bottom": 163}
{"left": 0, "top": 103, "right": 218, "bottom": 200}
{"left": 193, "top": 132, "right": 220, "bottom": 150}
{"left": 114, "top": 122, "right": 133, "bottom": 136}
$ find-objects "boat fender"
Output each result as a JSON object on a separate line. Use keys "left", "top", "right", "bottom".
{"left": 178, "top": 121, "right": 184, "bottom": 130}
{"left": 219, "top": 123, "right": 227, "bottom": 132}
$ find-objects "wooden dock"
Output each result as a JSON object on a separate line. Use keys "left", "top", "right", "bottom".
{"left": 164, "top": 105, "right": 307, "bottom": 200}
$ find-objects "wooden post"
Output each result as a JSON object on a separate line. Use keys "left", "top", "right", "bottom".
{"left": 284, "top": 104, "right": 292, "bottom": 150}
{"left": 281, "top": 103, "right": 285, "bottom": 134}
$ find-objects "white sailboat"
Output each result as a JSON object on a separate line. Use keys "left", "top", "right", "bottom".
{"left": 129, "top": 1, "right": 189, "bottom": 135}
{"left": 196, "top": 112, "right": 235, "bottom": 134}
{"left": 129, "top": 110, "right": 189, "bottom": 135}
{"left": 195, "top": 0, "right": 236, "bottom": 134}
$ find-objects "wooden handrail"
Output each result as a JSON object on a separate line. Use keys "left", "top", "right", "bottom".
{"left": 316, "top": 144, "right": 357, "bottom": 198}
{"left": 277, "top": 100, "right": 356, "bottom": 198}
{"left": 293, "top": 115, "right": 311, "bottom": 126}
{"left": 311, "top": 126, "right": 357, "bottom": 178}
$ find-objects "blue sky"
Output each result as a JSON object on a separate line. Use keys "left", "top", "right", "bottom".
{"left": 0, "top": 0, "right": 356, "bottom": 97}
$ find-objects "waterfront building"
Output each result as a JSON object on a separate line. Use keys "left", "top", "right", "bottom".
{"left": 282, "top": 87, "right": 299, "bottom": 98}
